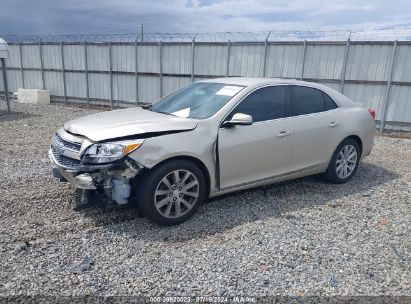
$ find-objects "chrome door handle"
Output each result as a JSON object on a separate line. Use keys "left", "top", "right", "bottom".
{"left": 329, "top": 121, "right": 340, "bottom": 127}
{"left": 277, "top": 131, "right": 291, "bottom": 138}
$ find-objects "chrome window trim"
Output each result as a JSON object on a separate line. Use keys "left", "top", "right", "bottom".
{"left": 290, "top": 107, "right": 343, "bottom": 119}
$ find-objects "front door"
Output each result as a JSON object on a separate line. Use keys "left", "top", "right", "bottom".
{"left": 218, "top": 85, "right": 294, "bottom": 189}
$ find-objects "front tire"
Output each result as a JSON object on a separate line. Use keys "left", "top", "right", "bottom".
{"left": 323, "top": 138, "right": 361, "bottom": 184}
{"left": 136, "top": 159, "right": 206, "bottom": 225}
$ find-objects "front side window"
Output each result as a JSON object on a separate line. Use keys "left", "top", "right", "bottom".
{"left": 227, "top": 86, "right": 287, "bottom": 123}
{"left": 151, "top": 83, "right": 245, "bottom": 119}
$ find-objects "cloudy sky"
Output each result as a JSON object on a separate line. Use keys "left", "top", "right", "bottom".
{"left": 0, "top": 0, "right": 410, "bottom": 35}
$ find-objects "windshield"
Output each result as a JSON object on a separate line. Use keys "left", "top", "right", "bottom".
{"left": 150, "top": 83, "right": 245, "bottom": 119}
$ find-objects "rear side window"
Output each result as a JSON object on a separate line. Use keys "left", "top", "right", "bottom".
{"left": 291, "top": 86, "right": 338, "bottom": 116}
{"left": 292, "top": 86, "right": 324, "bottom": 116}
{"left": 228, "top": 86, "right": 287, "bottom": 122}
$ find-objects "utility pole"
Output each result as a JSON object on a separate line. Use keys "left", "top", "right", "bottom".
{"left": 141, "top": 24, "right": 144, "bottom": 42}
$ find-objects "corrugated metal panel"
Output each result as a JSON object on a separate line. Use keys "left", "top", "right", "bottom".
{"left": 319, "top": 81, "right": 340, "bottom": 91}
{"left": 87, "top": 45, "right": 109, "bottom": 71}
{"left": 304, "top": 44, "right": 345, "bottom": 79}
{"left": 65, "top": 72, "right": 86, "bottom": 98}
{"left": 6, "top": 70, "right": 22, "bottom": 92}
{"left": 88, "top": 73, "right": 110, "bottom": 99}
{"left": 381, "top": 123, "right": 411, "bottom": 131}
{"left": 345, "top": 44, "right": 392, "bottom": 81}
{"left": 138, "top": 75, "right": 160, "bottom": 103}
{"left": 386, "top": 85, "right": 411, "bottom": 123}
{"left": 113, "top": 74, "right": 136, "bottom": 103}
{"left": 23, "top": 70, "right": 43, "bottom": 89}
{"left": 229, "top": 44, "right": 264, "bottom": 77}
{"left": 0, "top": 38, "right": 9, "bottom": 59}
{"left": 193, "top": 77, "right": 210, "bottom": 82}
{"left": 0, "top": 70, "right": 3, "bottom": 91}
{"left": 162, "top": 44, "right": 191, "bottom": 74}
{"left": 163, "top": 76, "right": 191, "bottom": 96}
{"left": 21, "top": 45, "right": 41, "bottom": 68}
{"left": 112, "top": 44, "right": 135, "bottom": 72}
{"left": 138, "top": 45, "right": 160, "bottom": 73}
{"left": 6, "top": 45, "right": 21, "bottom": 68}
{"left": 0, "top": 69, "right": 20, "bottom": 92}
{"left": 42, "top": 44, "right": 62, "bottom": 69}
{"left": 393, "top": 45, "right": 411, "bottom": 82}
{"left": 343, "top": 83, "right": 386, "bottom": 116}
{"left": 3, "top": 41, "right": 411, "bottom": 131}
{"left": 265, "top": 44, "right": 304, "bottom": 78}
{"left": 44, "top": 71, "right": 64, "bottom": 96}
{"left": 195, "top": 44, "right": 227, "bottom": 76}
{"left": 63, "top": 45, "right": 85, "bottom": 70}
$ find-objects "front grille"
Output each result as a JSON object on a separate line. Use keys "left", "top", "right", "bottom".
{"left": 52, "top": 134, "right": 81, "bottom": 152}
{"left": 51, "top": 146, "right": 81, "bottom": 171}
{"left": 50, "top": 133, "right": 83, "bottom": 171}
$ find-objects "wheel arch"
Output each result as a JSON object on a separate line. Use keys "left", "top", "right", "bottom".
{"left": 323, "top": 134, "right": 363, "bottom": 183}
{"left": 325, "top": 134, "right": 363, "bottom": 172}
{"left": 344, "top": 135, "right": 363, "bottom": 157}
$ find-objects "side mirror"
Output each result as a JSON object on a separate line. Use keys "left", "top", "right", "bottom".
{"left": 222, "top": 113, "right": 253, "bottom": 128}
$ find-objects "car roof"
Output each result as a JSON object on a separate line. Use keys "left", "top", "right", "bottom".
{"left": 200, "top": 77, "right": 315, "bottom": 87}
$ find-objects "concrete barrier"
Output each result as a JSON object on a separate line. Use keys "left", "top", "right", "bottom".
{"left": 17, "top": 89, "right": 50, "bottom": 104}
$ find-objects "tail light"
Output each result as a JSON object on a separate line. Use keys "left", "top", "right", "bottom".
{"left": 368, "top": 108, "right": 376, "bottom": 120}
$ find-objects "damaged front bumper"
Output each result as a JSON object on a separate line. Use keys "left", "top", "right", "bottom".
{"left": 52, "top": 166, "right": 96, "bottom": 190}
{"left": 49, "top": 148, "right": 143, "bottom": 205}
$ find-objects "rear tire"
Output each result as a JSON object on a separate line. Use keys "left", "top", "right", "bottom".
{"left": 136, "top": 159, "right": 206, "bottom": 225}
{"left": 323, "top": 138, "right": 361, "bottom": 184}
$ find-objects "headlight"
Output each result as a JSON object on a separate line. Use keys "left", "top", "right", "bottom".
{"left": 85, "top": 139, "right": 145, "bottom": 163}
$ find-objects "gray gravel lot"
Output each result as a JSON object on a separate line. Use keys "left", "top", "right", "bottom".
{"left": 0, "top": 100, "right": 410, "bottom": 298}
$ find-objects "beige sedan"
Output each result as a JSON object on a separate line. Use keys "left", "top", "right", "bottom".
{"left": 50, "top": 78, "right": 376, "bottom": 225}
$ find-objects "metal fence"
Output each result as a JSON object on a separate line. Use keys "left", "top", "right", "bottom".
{"left": 3, "top": 27, "right": 411, "bottom": 42}
{"left": 1, "top": 36, "right": 411, "bottom": 131}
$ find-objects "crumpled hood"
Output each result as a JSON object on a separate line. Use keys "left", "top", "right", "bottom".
{"left": 64, "top": 107, "right": 198, "bottom": 142}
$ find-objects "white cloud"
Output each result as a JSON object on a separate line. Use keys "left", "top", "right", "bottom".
{"left": 1, "top": 0, "right": 411, "bottom": 35}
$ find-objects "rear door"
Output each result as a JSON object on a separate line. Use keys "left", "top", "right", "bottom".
{"left": 290, "top": 85, "right": 344, "bottom": 172}
{"left": 218, "top": 85, "right": 294, "bottom": 189}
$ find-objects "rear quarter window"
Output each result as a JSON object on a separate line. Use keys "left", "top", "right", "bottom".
{"left": 323, "top": 92, "right": 338, "bottom": 110}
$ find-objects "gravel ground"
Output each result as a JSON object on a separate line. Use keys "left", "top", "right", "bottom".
{"left": 0, "top": 100, "right": 410, "bottom": 299}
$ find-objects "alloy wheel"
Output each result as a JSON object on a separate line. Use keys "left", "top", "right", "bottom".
{"left": 154, "top": 169, "right": 200, "bottom": 218}
{"left": 335, "top": 144, "right": 358, "bottom": 179}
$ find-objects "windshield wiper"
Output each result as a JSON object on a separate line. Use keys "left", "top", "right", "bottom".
{"left": 141, "top": 104, "right": 152, "bottom": 110}
{"left": 143, "top": 104, "right": 176, "bottom": 116}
